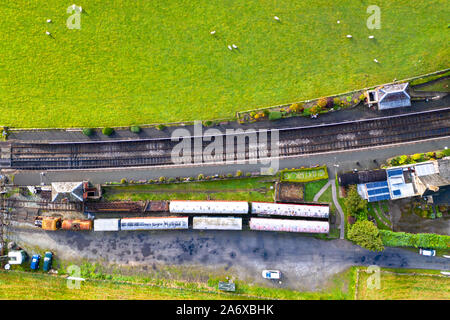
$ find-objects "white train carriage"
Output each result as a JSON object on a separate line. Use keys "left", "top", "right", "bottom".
{"left": 192, "top": 216, "right": 242, "bottom": 230}
{"left": 251, "top": 202, "right": 329, "bottom": 219}
{"left": 94, "top": 218, "right": 120, "bottom": 232}
{"left": 249, "top": 218, "right": 329, "bottom": 234}
{"left": 169, "top": 200, "right": 249, "bottom": 214}
{"left": 120, "top": 216, "right": 188, "bottom": 231}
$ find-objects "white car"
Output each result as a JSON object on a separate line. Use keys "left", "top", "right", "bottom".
{"left": 262, "top": 270, "right": 281, "bottom": 279}
{"left": 419, "top": 248, "right": 436, "bottom": 256}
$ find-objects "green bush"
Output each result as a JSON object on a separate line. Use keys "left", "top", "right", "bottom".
{"left": 102, "top": 127, "right": 114, "bottom": 136}
{"left": 268, "top": 111, "right": 282, "bottom": 121}
{"left": 167, "top": 177, "right": 176, "bottom": 182}
{"left": 82, "top": 128, "right": 94, "bottom": 136}
{"left": 130, "top": 126, "right": 141, "bottom": 133}
{"left": 235, "top": 170, "right": 243, "bottom": 177}
{"left": 443, "top": 149, "right": 450, "bottom": 156}
{"left": 156, "top": 124, "right": 165, "bottom": 130}
{"left": 379, "top": 230, "right": 450, "bottom": 250}
{"left": 203, "top": 120, "right": 213, "bottom": 126}
{"left": 159, "top": 176, "right": 166, "bottom": 182}
{"left": 197, "top": 174, "right": 204, "bottom": 180}
{"left": 245, "top": 172, "right": 252, "bottom": 177}
{"left": 120, "top": 178, "right": 127, "bottom": 184}
{"left": 348, "top": 221, "right": 384, "bottom": 252}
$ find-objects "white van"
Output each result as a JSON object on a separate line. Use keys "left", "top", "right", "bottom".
{"left": 419, "top": 248, "right": 436, "bottom": 256}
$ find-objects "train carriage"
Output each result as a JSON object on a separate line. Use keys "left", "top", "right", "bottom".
{"left": 169, "top": 200, "right": 249, "bottom": 214}
{"left": 251, "top": 202, "right": 329, "bottom": 219}
{"left": 120, "top": 216, "right": 188, "bottom": 231}
{"left": 192, "top": 216, "right": 242, "bottom": 230}
{"left": 249, "top": 218, "right": 329, "bottom": 234}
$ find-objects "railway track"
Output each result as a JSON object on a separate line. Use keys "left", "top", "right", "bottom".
{"left": 4, "top": 108, "right": 450, "bottom": 170}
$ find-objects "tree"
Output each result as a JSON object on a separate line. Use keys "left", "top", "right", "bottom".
{"left": 345, "top": 185, "right": 368, "bottom": 221}
{"left": 317, "top": 97, "right": 327, "bottom": 108}
{"left": 348, "top": 221, "right": 384, "bottom": 252}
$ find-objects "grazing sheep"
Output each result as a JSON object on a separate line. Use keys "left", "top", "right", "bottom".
{"left": 210, "top": 30, "right": 216, "bottom": 35}
{"left": 228, "top": 45, "right": 232, "bottom": 50}
{"left": 374, "top": 58, "right": 379, "bottom": 63}
{"left": 369, "top": 35, "right": 375, "bottom": 39}
{"left": 337, "top": 20, "right": 340, "bottom": 24}
{"left": 47, "top": 19, "right": 52, "bottom": 23}
{"left": 274, "top": 16, "right": 280, "bottom": 21}
{"left": 45, "top": 31, "right": 51, "bottom": 36}
{"left": 232, "top": 44, "right": 238, "bottom": 49}
{"left": 346, "top": 34, "right": 352, "bottom": 38}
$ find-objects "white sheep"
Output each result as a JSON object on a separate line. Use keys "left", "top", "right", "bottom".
{"left": 228, "top": 45, "right": 232, "bottom": 50}
{"left": 232, "top": 44, "right": 238, "bottom": 49}
{"left": 210, "top": 30, "right": 216, "bottom": 35}
{"left": 346, "top": 34, "right": 352, "bottom": 38}
{"left": 47, "top": 19, "right": 52, "bottom": 23}
{"left": 337, "top": 20, "right": 340, "bottom": 24}
{"left": 274, "top": 16, "right": 280, "bottom": 21}
{"left": 374, "top": 58, "right": 379, "bottom": 63}
{"left": 45, "top": 31, "right": 51, "bottom": 36}
{"left": 369, "top": 35, "right": 375, "bottom": 39}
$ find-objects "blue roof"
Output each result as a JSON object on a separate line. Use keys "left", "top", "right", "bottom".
{"left": 368, "top": 194, "right": 391, "bottom": 202}
{"left": 387, "top": 169, "right": 403, "bottom": 177}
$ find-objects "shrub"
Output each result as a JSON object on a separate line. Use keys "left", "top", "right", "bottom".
{"left": 246, "top": 172, "right": 252, "bottom": 177}
{"left": 159, "top": 176, "right": 166, "bottom": 182}
{"left": 359, "top": 94, "right": 366, "bottom": 101}
{"left": 120, "top": 178, "right": 127, "bottom": 184}
{"left": 398, "top": 155, "right": 408, "bottom": 165}
{"left": 167, "top": 177, "right": 175, "bottom": 183}
{"left": 425, "top": 152, "right": 435, "bottom": 159}
{"left": 269, "top": 111, "right": 282, "bottom": 121}
{"left": 326, "top": 97, "right": 334, "bottom": 109}
{"left": 250, "top": 111, "right": 256, "bottom": 118}
{"left": 82, "top": 128, "right": 94, "bottom": 136}
{"left": 197, "top": 174, "right": 204, "bottom": 180}
{"left": 130, "top": 126, "right": 141, "bottom": 133}
{"left": 156, "top": 124, "right": 165, "bottom": 130}
{"left": 204, "top": 120, "right": 213, "bottom": 127}
{"left": 379, "top": 230, "right": 450, "bottom": 250}
{"left": 317, "top": 98, "right": 327, "bottom": 108}
{"left": 289, "top": 103, "right": 304, "bottom": 113}
{"left": 411, "top": 153, "right": 423, "bottom": 161}
{"left": 443, "top": 149, "right": 450, "bottom": 156}
{"left": 235, "top": 170, "right": 243, "bottom": 177}
{"left": 227, "top": 173, "right": 233, "bottom": 178}
{"left": 102, "top": 127, "right": 114, "bottom": 136}
{"left": 436, "top": 151, "right": 444, "bottom": 159}
{"left": 263, "top": 110, "right": 270, "bottom": 117}
{"left": 309, "top": 105, "right": 321, "bottom": 115}
{"left": 348, "top": 221, "right": 384, "bottom": 252}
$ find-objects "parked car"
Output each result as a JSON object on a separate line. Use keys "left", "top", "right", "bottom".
{"left": 262, "top": 270, "right": 281, "bottom": 279}
{"left": 30, "top": 254, "right": 41, "bottom": 270}
{"left": 42, "top": 252, "right": 53, "bottom": 272}
{"left": 419, "top": 248, "right": 436, "bottom": 256}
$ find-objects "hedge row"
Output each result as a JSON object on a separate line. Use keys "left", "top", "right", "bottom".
{"left": 379, "top": 230, "right": 450, "bottom": 250}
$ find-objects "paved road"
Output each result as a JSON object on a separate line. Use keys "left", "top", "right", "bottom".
{"left": 10, "top": 136, "right": 450, "bottom": 186}
{"left": 9, "top": 227, "right": 450, "bottom": 291}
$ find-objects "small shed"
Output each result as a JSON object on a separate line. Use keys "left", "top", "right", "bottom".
{"left": 51, "top": 182, "right": 84, "bottom": 202}
{"left": 366, "top": 83, "right": 411, "bottom": 110}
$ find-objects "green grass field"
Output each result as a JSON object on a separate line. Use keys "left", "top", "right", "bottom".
{"left": 103, "top": 177, "right": 275, "bottom": 202}
{"left": 0, "top": 1, "right": 448, "bottom": 128}
{"left": 357, "top": 269, "right": 450, "bottom": 300}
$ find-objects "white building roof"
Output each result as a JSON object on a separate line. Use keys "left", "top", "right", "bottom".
{"left": 249, "top": 218, "right": 329, "bottom": 234}
{"left": 94, "top": 219, "right": 120, "bottom": 232}
{"left": 51, "top": 181, "right": 84, "bottom": 202}
{"left": 251, "top": 202, "right": 329, "bottom": 218}
{"left": 193, "top": 217, "right": 242, "bottom": 230}
{"left": 169, "top": 200, "right": 249, "bottom": 214}
{"left": 414, "top": 163, "right": 436, "bottom": 176}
